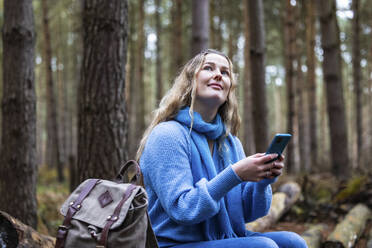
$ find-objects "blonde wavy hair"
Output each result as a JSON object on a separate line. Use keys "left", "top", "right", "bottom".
{"left": 135, "top": 49, "right": 241, "bottom": 161}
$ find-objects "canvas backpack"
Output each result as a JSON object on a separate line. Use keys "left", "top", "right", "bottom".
{"left": 55, "top": 160, "right": 158, "bottom": 248}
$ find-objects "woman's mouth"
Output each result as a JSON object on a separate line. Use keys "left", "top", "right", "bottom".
{"left": 208, "top": 83, "right": 223, "bottom": 90}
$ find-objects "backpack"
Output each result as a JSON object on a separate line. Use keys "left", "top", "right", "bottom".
{"left": 55, "top": 160, "right": 158, "bottom": 248}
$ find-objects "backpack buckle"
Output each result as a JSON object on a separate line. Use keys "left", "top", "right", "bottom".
{"left": 56, "top": 225, "right": 69, "bottom": 239}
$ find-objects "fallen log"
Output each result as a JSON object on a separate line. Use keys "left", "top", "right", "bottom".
{"left": 0, "top": 211, "right": 55, "bottom": 248}
{"left": 323, "top": 203, "right": 371, "bottom": 248}
{"left": 245, "top": 181, "right": 301, "bottom": 232}
{"left": 301, "top": 224, "right": 328, "bottom": 248}
{"left": 367, "top": 224, "right": 372, "bottom": 248}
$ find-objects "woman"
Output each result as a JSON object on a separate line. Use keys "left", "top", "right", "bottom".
{"left": 137, "top": 49, "right": 307, "bottom": 248}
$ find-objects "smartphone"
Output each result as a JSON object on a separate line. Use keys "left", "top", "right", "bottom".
{"left": 265, "top": 133, "right": 292, "bottom": 164}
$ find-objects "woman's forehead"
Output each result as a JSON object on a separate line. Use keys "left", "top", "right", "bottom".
{"left": 204, "top": 53, "right": 230, "bottom": 68}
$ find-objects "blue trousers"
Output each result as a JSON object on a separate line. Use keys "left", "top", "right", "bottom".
{"left": 170, "top": 231, "right": 308, "bottom": 248}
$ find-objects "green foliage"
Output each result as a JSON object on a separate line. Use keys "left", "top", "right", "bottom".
{"left": 37, "top": 166, "right": 70, "bottom": 236}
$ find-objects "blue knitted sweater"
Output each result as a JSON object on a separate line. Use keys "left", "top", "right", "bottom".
{"left": 140, "top": 113, "right": 274, "bottom": 247}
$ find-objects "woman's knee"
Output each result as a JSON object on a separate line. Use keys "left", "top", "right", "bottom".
{"left": 264, "top": 231, "right": 308, "bottom": 248}
{"left": 247, "top": 236, "right": 279, "bottom": 248}
{"left": 283, "top": 231, "right": 307, "bottom": 247}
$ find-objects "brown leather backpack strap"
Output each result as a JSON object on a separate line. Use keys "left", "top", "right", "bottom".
{"left": 115, "top": 160, "right": 141, "bottom": 185}
{"left": 55, "top": 179, "right": 100, "bottom": 248}
{"left": 98, "top": 184, "right": 137, "bottom": 247}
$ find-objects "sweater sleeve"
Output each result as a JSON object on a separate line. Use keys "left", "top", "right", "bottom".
{"left": 140, "top": 122, "right": 241, "bottom": 225}
{"left": 233, "top": 137, "right": 274, "bottom": 223}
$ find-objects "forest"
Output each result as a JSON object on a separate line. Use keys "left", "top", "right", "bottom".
{"left": 0, "top": 0, "right": 371, "bottom": 247}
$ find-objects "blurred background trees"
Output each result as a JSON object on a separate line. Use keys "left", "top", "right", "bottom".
{"left": 0, "top": 0, "right": 372, "bottom": 233}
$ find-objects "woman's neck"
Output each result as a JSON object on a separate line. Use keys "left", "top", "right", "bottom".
{"left": 193, "top": 102, "right": 218, "bottom": 123}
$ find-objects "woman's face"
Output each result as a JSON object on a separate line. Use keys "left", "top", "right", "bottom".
{"left": 194, "top": 53, "right": 232, "bottom": 109}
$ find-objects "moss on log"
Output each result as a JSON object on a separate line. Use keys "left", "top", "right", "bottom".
{"left": 323, "top": 204, "right": 371, "bottom": 248}
{"left": 301, "top": 224, "right": 327, "bottom": 248}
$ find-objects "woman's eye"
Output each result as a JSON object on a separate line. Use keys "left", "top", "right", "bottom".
{"left": 222, "top": 70, "right": 229, "bottom": 76}
{"left": 203, "top": 65, "right": 213, "bottom": 71}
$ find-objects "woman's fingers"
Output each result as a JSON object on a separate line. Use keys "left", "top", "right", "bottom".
{"left": 277, "top": 154, "right": 285, "bottom": 162}
{"left": 257, "top": 154, "right": 277, "bottom": 164}
{"left": 271, "top": 168, "right": 282, "bottom": 176}
{"left": 251, "top": 153, "right": 266, "bottom": 158}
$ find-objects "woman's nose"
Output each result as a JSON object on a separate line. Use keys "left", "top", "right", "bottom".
{"left": 214, "top": 70, "right": 222, "bottom": 81}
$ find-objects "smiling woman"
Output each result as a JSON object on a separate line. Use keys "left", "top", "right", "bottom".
{"left": 136, "top": 49, "right": 308, "bottom": 248}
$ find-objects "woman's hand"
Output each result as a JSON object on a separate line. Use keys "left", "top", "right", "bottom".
{"left": 231, "top": 153, "right": 284, "bottom": 182}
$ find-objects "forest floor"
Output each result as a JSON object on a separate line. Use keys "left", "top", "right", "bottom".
{"left": 36, "top": 166, "right": 372, "bottom": 246}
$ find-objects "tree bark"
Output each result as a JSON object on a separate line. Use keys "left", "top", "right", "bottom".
{"left": 129, "top": 0, "right": 146, "bottom": 159}
{"left": 209, "top": 0, "right": 223, "bottom": 51}
{"left": 296, "top": 56, "right": 308, "bottom": 171}
{"left": 127, "top": 0, "right": 136, "bottom": 158}
{"left": 78, "top": 0, "right": 129, "bottom": 181}
{"left": 155, "top": 0, "right": 163, "bottom": 104}
{"left": 352, "top": 0, "right": 363, "bottom": 169}
{"left": 242, "top": 0, "right": 255, "bottom": 155}
{"left": 323, "top": 204, "right": 371, "bottom": 248}
{"left": 284, "top": 0, "right": 296, "bottom": 173}
{"left": 295, "top": 0, "right": 309, "bottom": 172}
{"left": 170, "top": 0, "right": 184, "bottom": 77}
{"left": 0, "top": 211, "right": 55, "bottom": 248}
{"left": 245, "top": 182, "right": 301, "bottom": 232}
{"left": 316, "top": 0, "right": 349, "bottom": 178}
{"left": 41, "top": 0, "right": 64, "bottom": 182}
{"left": 248, "top": 0, "right": 269, "bottom": 152}
{"left": 306, "top": 0, "right": 318, "bottom": 170}
{"left": 191, "top": 0, "right": 209, "bottom": 56}
{"left": 0, "top": 0, "right": 37, "bottom": 228}
{"left": 369, "top": 37, "right": 372, "bottom": 167}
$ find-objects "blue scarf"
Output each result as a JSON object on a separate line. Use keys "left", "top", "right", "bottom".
{"left": 174, "top": 107, "right": 246, "bottom": 240}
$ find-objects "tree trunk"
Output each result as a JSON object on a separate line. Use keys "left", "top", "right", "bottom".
{"left": 56, "top": 15, "right": 68, "bottom": 170}
{"left": 352, "top": 0, "right": 363, "bottom": 170}
{"left": 284, "top": 0, "right": 296, "bottom": 173}
{"left": 42, "top": 0, "right": 64, "bottom": 182}
{"left": 245, "top": 182, "right": 301, "bottom": 232}
{"left": 209, "top": 0, "right": 217, "bottom": 50}
{"left": 78, "top": 0, "right": 129, "bottom": 182}
{"left": 0, "top": 0, "right": 37, "bottom": 228}
{"left": 191, "top": 0, "right": 209, "bottom": 57}
{"left": 319, "top": 83, "right": 330, "bottom": 169}
{"left": 295, "top": 0, "right": 309, "bottom": 172}
{"left": 0, "top": 211, "right": 55, "bottom": 248}
{"left": 316, "top": 0, "right": 349, "bottom": 179}
{"left": 324, "top": 204, "right": 371, "bottom": 248}
{"left": 369, "top": 38, "right": 372, "bottom": 167}
{"left": 296, "top": 57, "right": 309, "bottom": 172}
{"left": 155, "top": 0, "right": 163, "bottom": 104}
{"left": 306, "top": 0, "right": 318, "bottom": 170}
{"left": 248, "top": 0, "right": 268, "bottom": 152}
{"left": 127, "top": 0, "right": 136, "bottom": 159}
{"left": 170, "top": 0, "right": 184, "bottom": 77}
{"left": 209, "top": 0, "right": 223, "bottom": 52}
{"left": 129, "top": 0, "right": 146, "bottom": 158}
{"left": 242, "top": 0, "right": 255, "bottom": 155}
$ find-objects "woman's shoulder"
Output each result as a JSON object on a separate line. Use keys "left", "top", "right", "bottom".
{"left": 142, "top": 120, "right": 191, "bottom": 162}
{"left": 148, "top": 120, "right": 189, "bottom": 144}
